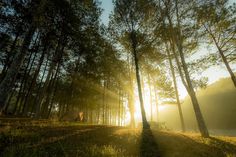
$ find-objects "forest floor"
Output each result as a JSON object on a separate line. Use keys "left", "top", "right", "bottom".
{"left": 1, "top": 118, "right": 236, "bottom": 157}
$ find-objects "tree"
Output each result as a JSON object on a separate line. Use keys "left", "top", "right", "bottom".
{"left": 197, "top": 0, "right": 236, "bottom": 87}
{"left": 109, "top": 0, "right": 158, "bottom": 129}
{"left": 156, "top": 0, "right": 209, "bottom": 137}
{"left": 166, "top": 44, "right": 186, "bottom": 132}
{"left": 0, "top": 0, "right": 47, "bottom": 112}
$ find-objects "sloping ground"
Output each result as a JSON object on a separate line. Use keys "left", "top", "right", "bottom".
{"left": 0, "top": 119, "right": 236, "bottom": 157}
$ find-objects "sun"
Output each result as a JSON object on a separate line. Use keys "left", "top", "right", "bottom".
{"left": 133, "top": 92, "right": 166, "bottom": 123}
{"left": 158, "top": 105, "right": 166, "bottom": 112}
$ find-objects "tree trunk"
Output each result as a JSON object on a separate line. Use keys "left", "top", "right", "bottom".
{"left": 22, "top": 43, "right": 47, "bottom": 112}
{"left": 118, "top": 90, "right": 121, "bottom": 126}
{"left": 166, "top": 14, "right": 188, "bottom": 90}
{"left": 147, "top": 74, "right": 153, "bottom": 122}
{"left": 3, "top": 87, "right": 16, "bottom": 113}
{"left": 131, "top": 31, "right": 149, "bottom": 129}
{"left": 0, "top": 0, "right": 48, "bottom": 113}
{"left": 0, "top": 32, "right": 20, "bottom": 83}
{"left": 164, "top": 3, "right": 209, "bottom": 137}
{"left": 16, "top": 36, "right": 39, "bottom": 115}
{"left": 43, "top": 63, "right": 60, "bottom": 118}
{"left": 34, "top": 64, "right": 54, "bottom": 118}
{"left": 174, "top": 0, "right": 209, "bottom": 137}
{"left": 176, "top": 42, "right": 209, "bottom": 137}
{"left": 154, "top": 86, "right": 159, "bottom": 122}
{"left": 211, "top": 34, "right": 236, "bottom": 87}
{"left": 34, "top": 35, "right": 65, "bottom": 118}
{"left": 30, "top": 56, "right": 49, "bottom": 114}
{"left": 102, "top": 80, "right": 106, "bottom": 124}
{"left": 128, "top": 93, "right": 135, "bottom": 128}
{"left": 0, "top": 25, "right": 36, "bottom": 112}
{"left": 15, "top": 62, "right": 31, "bottom": 115}
{"left": 166, "top": 45, "right": 185, "bottom": 132}
{"left": 127, "top": 54, "right": 135, "bottom": 128}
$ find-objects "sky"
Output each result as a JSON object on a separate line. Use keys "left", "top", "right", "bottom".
{"left": 100, "top": 1, "right": 114, "bottom": 26}
{"left": 100, "top": 0, "right": 236, "bottom": 99}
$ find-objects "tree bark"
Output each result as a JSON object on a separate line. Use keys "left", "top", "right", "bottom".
{"left": 46, "top": 64, "right": 60, "bottom": 119}
{"left": 176, "top": 41, "right": 209, "bottom": 137}
{"left": 147, "top": 74, "right": 153, "bottom": 122}
{"left": 0, "top": 0, "right": 47, "bottom": 112}
{"left": 0, "top": 25, "right": 36, "bottom": 112}
{"left": 209, "top": 32, "right": 236, "bottom": 87}
{"left": 22, "top": 43, "right": 47, "bottom": 113}
{"left": 130, "top": 31, "right": 149, "bottom": 129}
{"left": 0, "top": 32, "right": 20, "bottom": 83}
{"left": 174, "top": 0, "right": 209, "bottom": 137}
{"left": 127, "top": 54, "right": 135, "bottom": 128}
{"left": 34, "top": 34, "right": 65, "bottom": 118}
{"left": 128, "top": 93, "right": 135, "bottom": 128}
{"left": 154, "top": 86, "right": 159, "bottom": 122}
{"left": 166, "top": 45, "right": 185, "bottom": 132}
{"left": 164, "top": 1, "right": 209, "bottom": 137}
{"left": 102, "top": 80, "right": 106, "bottom": 124}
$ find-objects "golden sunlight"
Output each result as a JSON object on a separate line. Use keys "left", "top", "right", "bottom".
{"left": 158, "top": 105, "right": 166, "bottom": 112}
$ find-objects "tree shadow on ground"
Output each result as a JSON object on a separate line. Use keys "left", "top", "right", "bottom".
{"left": 153, "top": 131, "right": 236, "bottom": 157}
{"left": 140, "top": 128, "right": 161, "bottom": 157}
{"left": 209, "top": 137, "right": 236, "bottom": 155}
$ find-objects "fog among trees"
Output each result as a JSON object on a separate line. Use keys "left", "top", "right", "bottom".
{"left": 0, "top": 0, "right": 236, "bottom": 156}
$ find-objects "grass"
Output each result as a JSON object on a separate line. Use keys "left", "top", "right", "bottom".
{"left": 0, "top": 118, "right": 236, "bottom": 157}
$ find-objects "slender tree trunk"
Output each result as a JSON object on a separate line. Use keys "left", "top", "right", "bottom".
{"left": 97, "top": 105, "right": 100, "bottom": 124}
{"left": 166, "top": 45, "right": 185, "bottom": 132}
{"left": 219, "top": 49, "right": 236, "bottom": 87}
{"left": 102, "top": 80, "right": 106, "bottom": 124}
{"left": 43, "top": 63, "right": 60, "bottom": 118}
{"left": 170, "top": 40, "right": 188, "bottom": 90}
{"left": 46, "top": 78, "right": 58, "bottom": 119}
{"left": 127, "top": 54, "right": 135, "bottom": 128}
{"left": 16, "top": 36, "right": 40, "bottom": 115}
{"left": 174, "top": 0, "right": 209, "bottom": 137}
{"left": 120, "top": 93, "right": 124, "bottom": 126}
{"left": 128, "top": 93, "right": 135, "bottom": 128}
{"left": 123, "top": 98, "right": 125, "bottom": 126}
{"left": 147, "top": 74, "right": 153, "bottom": 122}
{"left": 30, "top": 56, "right": 48, "bottom": 113}
{"left": 0, "top": 32, "right": 20, "bottom": 83}
{"left": 15, "top": 53, "right": 33, "bottom": 115}
{"left": 164, "top": 3, "right": 209, "bottom": 137}
{"left": 166, "top": 14, "right": 188, "bottom": 90}
{"left": 0, "top": 0, "right": 47, "bottom": 112}
{"left": 176, "top": 42, "right": 209, "bottom": 137}
{"left": 34, "top": 37, "right": 65, "bottom": 118}
{"left": 210, "top": 33, "right": 236, "bottom": 87}
{"left": 3, "top": 87, "right": 16, "bottom": 113}
{"left": 154, "top": 86, "right": 159, "bottom": 122}
{"left": 131, "top": 31, "right": 149, "bottom": 129}
{"left": 22, "top": 44, "right": 47, "bottom": 111}
{"left": 118, "top": 90, "right": 121, "bottom": 126}
{"left": 34, "top": 66, "right": 54, "bottom": 118}
{"left": 0, "top": 26, "right": 36, "bottom": 112}
{"left": 141, "top": 70, "right": 146, "bottom": 102}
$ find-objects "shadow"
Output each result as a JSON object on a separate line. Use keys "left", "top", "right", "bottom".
{"left": 153, "top": 131, "right": 236, "bottom": 157}
{"left": 140, "top": 128, "right": 161, "bottom": 157}
{"left": 209, "top": 137, "right": 236, "bottom": 155}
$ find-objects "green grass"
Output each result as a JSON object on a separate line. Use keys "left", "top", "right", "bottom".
{"left": 0, "top": 119, "right": 236, "bottom": 157}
